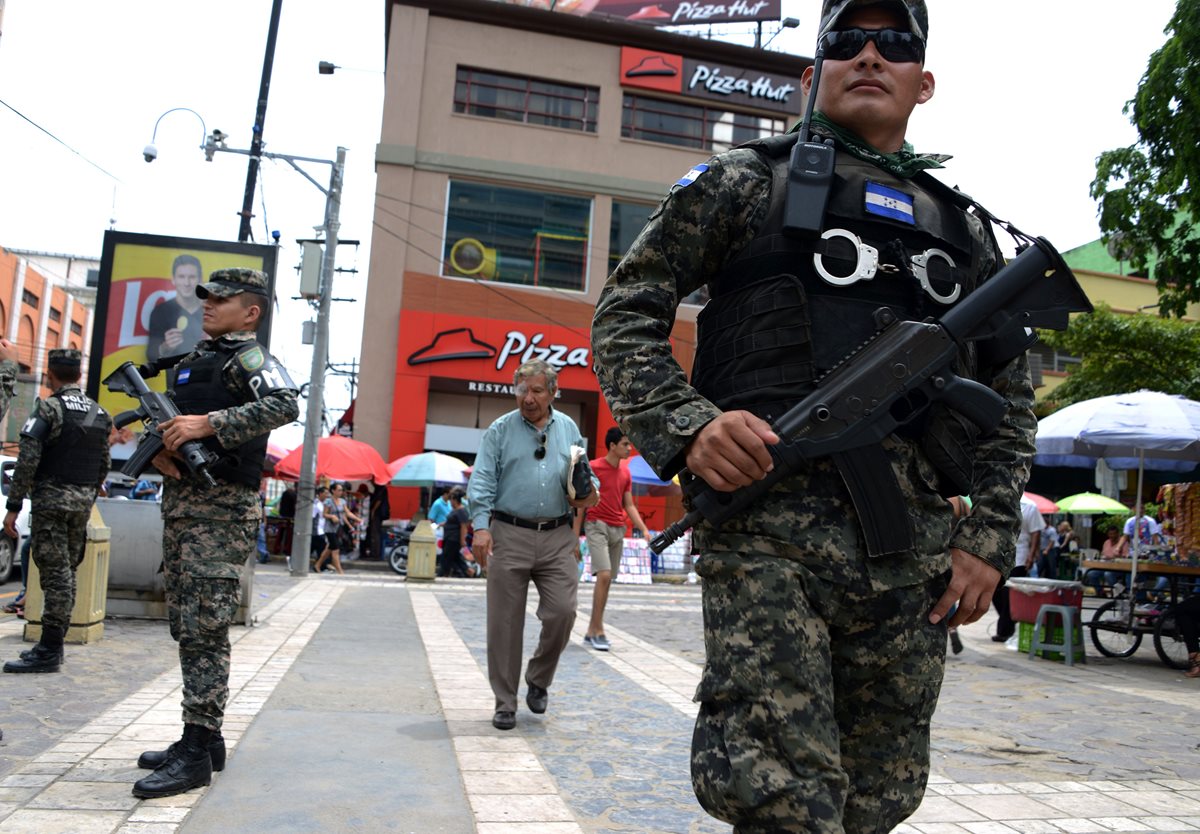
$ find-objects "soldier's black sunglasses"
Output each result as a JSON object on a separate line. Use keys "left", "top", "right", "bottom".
{"left": 821, "top": 28, "right": 925, "bottom": 63}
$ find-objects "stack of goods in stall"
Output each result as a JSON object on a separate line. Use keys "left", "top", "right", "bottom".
{"left": 1160, "top": 483, "right": 1200, "bottom": 566}
{"left": 617, "top": 537, "right": 653, "bottom": 585}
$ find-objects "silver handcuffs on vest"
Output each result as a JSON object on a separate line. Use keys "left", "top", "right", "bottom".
{"left": 812, "top": 228, "right": 962, "bottom": 305}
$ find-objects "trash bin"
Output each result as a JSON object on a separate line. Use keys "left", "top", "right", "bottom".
{"left": 23, "top": 504, "right": 111, "bottom": 644}
{"left": 1008, "top": 577, "right": 1084, "bottom": 624}
{"left": 406, "top": 519, "right": 437, "bottom": 581}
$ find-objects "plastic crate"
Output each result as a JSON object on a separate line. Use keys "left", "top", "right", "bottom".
{"left": 1008, "top": 578, "right": 1084, "bottom": 624}
{"left": 1017, "top": 619, "right": 1085, "bottom": 663}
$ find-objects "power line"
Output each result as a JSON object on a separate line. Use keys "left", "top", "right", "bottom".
{"left": 0, "top": 97, "right": 121, "bottom": 183}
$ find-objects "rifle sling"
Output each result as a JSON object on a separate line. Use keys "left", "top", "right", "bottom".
{"left": 832, "top": 446, "right": 916, "bottom": 557}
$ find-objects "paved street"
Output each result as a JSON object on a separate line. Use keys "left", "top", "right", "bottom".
{"left": 2, "top": 567, "right": 1200, "bottom": 833}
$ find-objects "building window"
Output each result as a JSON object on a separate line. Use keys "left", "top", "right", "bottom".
{"left": 622, "top": 93, "right": 787, "bottom": 153}
{"left": 1030, "top": 344, "right": 1081, "bottom": 374}
{"left": 21, "top": 290, "right": 38, "bottom": 309}
{"left": 443, "top": 181, "right": 591, "bottom": 292}
{"left": 49, "top": 307, "right": 61, "bottom": 323}
{"left": 609, "top": 199, "right": 708, "bottom": 307}
{"left": 70, "top": 321, "right": 83, "bottom": 336}
{"left": 455, "top": 67, "right": 599, "bottom": 133}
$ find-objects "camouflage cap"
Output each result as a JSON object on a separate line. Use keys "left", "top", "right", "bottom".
{"left": 195, "top": 267, "right": 270, "bottom": 299}
{"left": 818, "top": 0, "right": 928, "bottom": 42}
{"left": 47, "top": 348, "right": 82, "bottom": 367}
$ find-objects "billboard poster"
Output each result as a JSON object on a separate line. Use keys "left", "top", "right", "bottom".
{"left": 488, "top": 1, "right": 782, "bottom": 26}
{"left": 87, "top": 230, "right": 277, "bottom": 459}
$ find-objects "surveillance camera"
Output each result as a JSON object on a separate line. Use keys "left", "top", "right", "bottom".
{"left": 142, "top": 144, "right": 158, "bottom": 163}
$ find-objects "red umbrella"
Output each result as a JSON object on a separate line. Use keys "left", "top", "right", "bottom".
{"left": 275, "top": 436, "right": 390, "bottom": 484}
{"left": 1023, "top": 491, "right": 1059, "bottom": 514}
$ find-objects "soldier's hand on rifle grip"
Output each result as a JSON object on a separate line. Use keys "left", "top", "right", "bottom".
{"left": 929, "top": 548, "right": 1001, "bottom": 628}
{"left": 684, "top": 411, "right": 779, "bottom": 492}
{"left": 151, "top": 450, "right": 183, "bottom": 480}
{"left": 158, "top": 414, "right": 216, "bottom": 451}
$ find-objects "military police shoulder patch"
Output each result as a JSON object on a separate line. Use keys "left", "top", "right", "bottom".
{"left": 238, "top": 346, "right": 266, "bottom": 371}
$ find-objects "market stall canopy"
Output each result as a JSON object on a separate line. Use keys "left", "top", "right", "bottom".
{"left": 386, "top": 454, "right": 416, "bottom": 479}
{"left": 1035, "top": 390, "right": 1200, "bottom": 473}
{"left": 390, "top": 451, "right": 470, "bottom": 487}
{"left": 274, "top": 436, "right": 390, "bottom": 485}
{"left": 1055, "top": 492, "right": 1130, "bottom": 515}
{"left": 1023, "top": 491, "right": 1059, "bottom": 514}
{"left": 627, "top": 454, "right": 681, "bottom": 496}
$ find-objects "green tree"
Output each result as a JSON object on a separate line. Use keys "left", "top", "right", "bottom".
{"left": 1039, "top": 304, "right": 1200, "bottom": 410}
{"left": 1091, "top": 0, "right": 1200, "bottom": 318}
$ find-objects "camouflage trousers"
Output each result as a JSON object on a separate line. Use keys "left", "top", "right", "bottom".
{"left": 691, "top": 551, "right": 949, "bottom": 834}
{"left": 31, "top": 509, "right": 89, "bottom": 633}
{"left": 162, "top": 516, "right": 256, "bottom": 731}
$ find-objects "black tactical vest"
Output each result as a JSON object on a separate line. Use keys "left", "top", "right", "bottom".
{"left": 169, "top": 341, "right": 269, "bottom": 489}
{"left": 36, "top": 389, "right": 110, "bottom": 485}
{"left": 691, "top": 136, "right": 989, "bottom": 426}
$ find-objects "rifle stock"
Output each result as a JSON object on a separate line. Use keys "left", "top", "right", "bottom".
{"left": 649, "top": 238, "right": 1092, "bottom": 555}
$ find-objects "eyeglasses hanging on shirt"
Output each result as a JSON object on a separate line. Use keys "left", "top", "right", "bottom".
{"left": 533, "top": 432, "right": 547, "bottom": 460}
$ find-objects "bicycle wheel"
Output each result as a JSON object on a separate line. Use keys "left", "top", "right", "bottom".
{"left": 1090, "top": 600, "right": 1142, "bottom": 658}
{"left": 1154, "top": 607, "right": 1190, "bottom": 670}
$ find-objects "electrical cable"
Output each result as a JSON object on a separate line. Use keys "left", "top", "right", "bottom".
{"left": 0, "top": 97, "right": 122, "bottom": 183}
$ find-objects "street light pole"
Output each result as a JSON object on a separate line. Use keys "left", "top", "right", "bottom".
{"left": 288, "top": 146, "right": 345, "bottom": 577}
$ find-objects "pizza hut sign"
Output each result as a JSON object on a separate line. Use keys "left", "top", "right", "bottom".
{"left": 495, "top": 330, "right": 589, "bottom": 371}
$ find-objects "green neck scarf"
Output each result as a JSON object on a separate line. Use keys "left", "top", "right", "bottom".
{"left": 795, "top": 113, "right": 951, "bottom": 179}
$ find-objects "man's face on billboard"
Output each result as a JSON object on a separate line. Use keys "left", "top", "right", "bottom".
{"left": 173, "top": 263, "right": 201, "bottom": 300}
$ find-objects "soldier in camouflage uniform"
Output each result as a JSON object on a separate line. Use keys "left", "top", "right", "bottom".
{"left": 3, "top": 348, "right": 111, "bottom": 674}
{"left": 0, "top": 335, "right": 18, "bottom": 741}
{"left": 131, "top": 268, "right": 298, "bottom": 799}
{"left": 593, "top": 2, "right": 1036, "bottom": 831}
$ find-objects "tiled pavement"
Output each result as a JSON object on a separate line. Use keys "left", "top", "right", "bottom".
{"left": 2, "top": 572, "right": 1200, "bottom": 833}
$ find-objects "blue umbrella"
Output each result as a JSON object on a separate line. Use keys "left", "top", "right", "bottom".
{"left": 627, "top": 455, "right": 673, "bottom": 487}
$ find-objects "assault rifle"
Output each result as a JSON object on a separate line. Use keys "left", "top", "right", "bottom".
{"left": 103, "top": 361, "right": 219, "bottom": 488}
{"left": 649, "top": 237, "right": 1093, "bottom": 555}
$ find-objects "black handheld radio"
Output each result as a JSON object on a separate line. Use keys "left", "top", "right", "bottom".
{"left": 782, "top": 48, "right": 836, "bottom": 236}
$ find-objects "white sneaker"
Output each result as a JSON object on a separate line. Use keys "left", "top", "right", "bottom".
{"left": 589, "top": 635, "right": 611, "bottom": 651}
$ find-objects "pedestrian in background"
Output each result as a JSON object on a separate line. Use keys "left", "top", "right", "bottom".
{"left": 315, "top": 482, "right": 360, "bottom": 574}
{"left": 3, "top": 348, "right": 111, "bottom": 674}
{"left": 581, "top": 427, "right": 650, "bottom": 651}
{"left": 437, "top": 489, "right": 471, "bottom": 577}
{"left": 992, "top": 496, "right": 1043, "bottom": 642}
{"left": 467, "top": 359, "right": 599, "bottom": 731}
{"left": 134, "top": 268, "right": 298, "bottom": 799}
{"left": 591, "top": 1, "right": 1036, "bottom": 828}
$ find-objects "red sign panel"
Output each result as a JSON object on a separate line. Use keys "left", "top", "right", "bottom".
{"left": 620, "top": 47, "right": 684, "bottom": 94}
{"left": 486, "top": 1, "right": 782, "bottom": 26}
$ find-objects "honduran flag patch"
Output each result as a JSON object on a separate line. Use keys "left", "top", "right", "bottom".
{"left": 675, "top": 163, "right": 709, "bottom": 188}
{"left": 864, "top": 181, "right": 916, "bottom": 225}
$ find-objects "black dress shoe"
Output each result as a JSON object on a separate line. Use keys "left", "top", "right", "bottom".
{"left": 138, "top": 730, "right": 226, "bottom": 771}
{"left": 991, "top": 633, "right": 1014, "bottom": 642}
{"left": 4, "top": 643, "right": 62, "bottom": 673}
{"left": 525, "top": 685, "right": 548, "bottom": 715}
{"left": 492, "top": 711, "right": 516, "bottom": 731}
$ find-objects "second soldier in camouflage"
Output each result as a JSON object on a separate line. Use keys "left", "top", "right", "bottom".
{"left": 131, "top": 267, "right": 298, "bottom": 799}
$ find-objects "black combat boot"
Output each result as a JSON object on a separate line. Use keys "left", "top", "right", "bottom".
{"left": 4, "top": 626, "right": 64, "bottom": 673}
{"left": 131, "top": 724, "right": 214, "bottom": 799}
{"left": 138, "top": 729, "right": 226, "bottom": 772}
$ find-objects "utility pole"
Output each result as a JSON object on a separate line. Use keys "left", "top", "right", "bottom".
{"left": 238, "top": 0, "right": 284, "bottom": 242}
{"left": 289, "top": 146, "right": 346, "bottom": 577}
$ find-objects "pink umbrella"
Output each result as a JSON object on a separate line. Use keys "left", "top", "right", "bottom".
{"left": 387, "top": 454, "right": 416, "bottom": 479}
{"left": 1023, "top": 491, "right": 1059, "bottom": 514}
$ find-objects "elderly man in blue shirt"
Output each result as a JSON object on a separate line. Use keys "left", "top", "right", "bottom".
{"left": 469, "top": 359, "right": 599, "bottom": 731}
